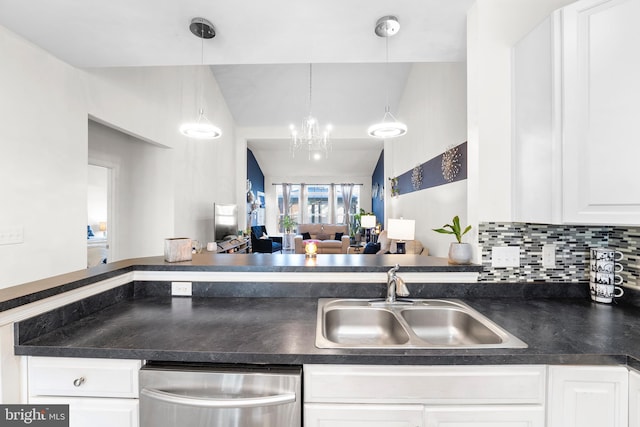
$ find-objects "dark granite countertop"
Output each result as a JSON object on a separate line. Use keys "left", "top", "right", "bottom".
{"left": 14, "top": 292, "right": 640, "bottom": 368}
{"left": 0, "top": 254, "right": 481, "bottom": 313}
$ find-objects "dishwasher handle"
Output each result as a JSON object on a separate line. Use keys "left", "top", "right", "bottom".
{"left": 140, "top": 387, "right": 296, "bottom": 408}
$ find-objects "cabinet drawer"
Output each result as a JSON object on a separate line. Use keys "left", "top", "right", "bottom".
{"left": 304, "top": 364, "right": 546, "bottom": 405}
{"left": 28, "top": 357, "right": 141, "bottom": 398}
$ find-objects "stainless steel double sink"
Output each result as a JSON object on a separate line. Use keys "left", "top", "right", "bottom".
{"left": 315, "top": 298, "right": 527, "bottom": 349}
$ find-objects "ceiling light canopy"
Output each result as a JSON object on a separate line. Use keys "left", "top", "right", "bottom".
{"left": 179, "top": 17, "right": 222, "bottom": 140}
{"left": 368, "top": 16, "right": 407, "bottom": 139}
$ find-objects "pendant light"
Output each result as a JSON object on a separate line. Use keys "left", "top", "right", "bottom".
{"left": 179, "top": 17, "right": 222, "bottom": 140}
{"left": 368, "top": 16, "right": 407, "bottom": 139}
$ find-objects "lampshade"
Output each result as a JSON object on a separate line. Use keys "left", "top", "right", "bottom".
{"left": 387, "top": 218, "right": 415, "bottom": 241}
{"left": 361, "top": 215, "right": 377, "bottom": 229}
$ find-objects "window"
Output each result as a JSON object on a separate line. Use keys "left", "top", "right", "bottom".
{"left": 306, "top": 185, "right": 329, "bottom": 224}
{"left": 275, "top": 184, "right": 360, "bottom": 231}
{"left": 335, "top": 185, "right": 360, "bottom": 225}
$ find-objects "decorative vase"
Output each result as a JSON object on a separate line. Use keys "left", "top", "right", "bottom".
{"left": 448, "top": 242, "right": 472, "bottom": 265}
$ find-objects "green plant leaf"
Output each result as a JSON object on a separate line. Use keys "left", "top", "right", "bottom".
{"left": 432, "top": 227, "right": 454, "bottom": 235}
{"left": 433, "top": 216, "right": 471, "bottom": 244}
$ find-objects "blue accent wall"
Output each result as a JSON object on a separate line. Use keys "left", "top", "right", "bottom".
{"left": 393, "top": 141, "right": 467, "bottom": 196}
{"left": 371, "top": 149, "right": 384, "bottom": 228}
{"left": 247, "top": 149, "right": 264, "bottom": 199}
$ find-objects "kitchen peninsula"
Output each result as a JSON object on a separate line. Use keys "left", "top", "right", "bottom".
{"left": 5, "top": 254, "right": 640, "bottom": 427}
{"left": 1, "top": 252, "right": 637, "bottom": 366}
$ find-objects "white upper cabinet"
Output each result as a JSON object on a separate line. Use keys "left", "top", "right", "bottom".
{"left": 513, "top": 0, "right": 640, "bottom": 225}
{"left": 512, "top": 13, "right": 563, "bottom": 224}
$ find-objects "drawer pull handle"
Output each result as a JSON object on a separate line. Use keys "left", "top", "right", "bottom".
{"left": 73, "top": 377, "right": 85, "bottom": 387}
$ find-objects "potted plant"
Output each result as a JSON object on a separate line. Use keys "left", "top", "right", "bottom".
{"left": 349, "top": 209, "right": 372, "bottom": 243}
{"left": 433, "top": 216, "right": 473, "bottom": 264}
{"left": 280, "top": 215, "right": 297, "bottom": 234}
{"left": 349, "top": 210, "right": 361, "bottom": 243}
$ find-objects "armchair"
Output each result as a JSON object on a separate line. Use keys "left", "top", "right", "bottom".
{"left": 250, "top": 226, "right": 283, "bottom": 254}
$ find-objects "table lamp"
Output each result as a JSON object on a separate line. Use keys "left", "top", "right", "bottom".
{"left": 98, "top": 222, "right": 107, "bottom": 237}
{"left": 360, "top": 215, "right": 377, "bottom": 243}
{"left": 387, "top": 218, "right": 415, "bottom": 254}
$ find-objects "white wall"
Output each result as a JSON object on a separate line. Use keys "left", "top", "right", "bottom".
{"left": 386, "top": 62, "right": 468, "bottom": 258}
{"left": 0, "top": 26, "right": 87, "bottom": 288}
{"left": 88, "top": 121, "right": 173, "bottom": 260}
{"left": 85, "top": 65, "right": 238, "bottom": 246}
{"left": 0, "top": 26, "right": 236, "bottom": 288}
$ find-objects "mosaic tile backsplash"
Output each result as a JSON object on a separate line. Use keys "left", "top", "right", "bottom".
{"left": 479, "top": 222, "right": 640, "bottom": 284}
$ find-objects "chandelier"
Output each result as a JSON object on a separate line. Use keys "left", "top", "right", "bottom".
{"left": 290, "top": 64, "right": 332, "bottom": 159}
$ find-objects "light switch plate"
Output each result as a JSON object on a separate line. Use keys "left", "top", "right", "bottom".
{"left": 0, "top": 226, "right": 24, "bottom": 245}
{"left": 491, "top": 246, "right": 520, "bottom": 268}
{"left": 542, "top": 244, "right": 556, "bottom": 268}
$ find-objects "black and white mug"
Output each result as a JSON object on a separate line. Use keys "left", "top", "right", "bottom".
{"left": 589, "top": 247, "right": 624, "bottom": 303}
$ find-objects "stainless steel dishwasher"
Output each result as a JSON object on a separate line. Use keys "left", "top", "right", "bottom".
{"left": 139, "top": 362, "right": 301, "bottom": 427}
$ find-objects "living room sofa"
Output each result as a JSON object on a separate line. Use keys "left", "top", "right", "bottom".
{"left": 294, "top": 224, "right": 350, "bottom": 254}
{"left": 372, "top": 230, "right": 428, "bottom": 255}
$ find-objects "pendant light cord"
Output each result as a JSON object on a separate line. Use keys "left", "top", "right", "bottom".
{"left": 309, "top": 63, "right": 313, "bottom": 115}
{"left": 385, "top": 34, "right": 390, "bottom": 112}
{"left": 199, "top": 24, "right": 205, "bottom": 115}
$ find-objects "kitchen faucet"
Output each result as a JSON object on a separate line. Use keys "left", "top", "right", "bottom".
{"left": 386, "top": 264, "right": 409, "bottom": 303}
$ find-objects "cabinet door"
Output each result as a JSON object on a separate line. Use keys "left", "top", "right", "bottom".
{"left": 512, "top": 13, "right": 563, "bottom": 224}
{"left": 561, "top": 0, "right": 640, "bottom": 224}
{"left": 30, "top": 396, "right": 138, "bottom": 427}
{"left": 425, "top": 406, "right": 544, "bottom": 427}
{"left": 547, "top": 365, "right": 628, "bottom": 427}
{"left": 305, "top": 403, "right": 423, "bottom": 427}
{"left": 629, "top": 369, "right": 640, "bottom": 427}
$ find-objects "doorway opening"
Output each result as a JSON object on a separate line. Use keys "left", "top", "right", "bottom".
{"left": 87, "top": 164, "right": 111, "bottom": 267}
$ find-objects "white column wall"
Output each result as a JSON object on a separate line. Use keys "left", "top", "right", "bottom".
{"left": 0, "top": 26, "right": 236, "bottom": 288}
{"left": 0, "top": 26, "right": 88, "bottom": 288}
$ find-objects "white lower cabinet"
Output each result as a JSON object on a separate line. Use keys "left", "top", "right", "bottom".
{"left": 305, "top": 403, "right": 424, "bottom": 427}
{"left": 27, "top": 356, "right": 141, "bottom": 427}
{"left": 29, "top": 396, "right": 139, "bottom": 427}
{"left": 629, "top": 369, "right": 640, "bottom": 427}
{"left": 304, "top": 365, "right": 547, "bottom": 427}
{"left": 547, "top": 365, "right": 628, "bottom": 427}
{"left": 424, "top": 406, "right": 545, "bottom": 427}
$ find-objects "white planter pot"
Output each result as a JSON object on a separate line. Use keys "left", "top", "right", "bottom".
{"left": 448, "top": 242, "right": 473, "bottom": 265}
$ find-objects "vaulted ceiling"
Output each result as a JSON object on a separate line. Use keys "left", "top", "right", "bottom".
{"left": 0, "top": 0, "right": 474, "bottom": 177}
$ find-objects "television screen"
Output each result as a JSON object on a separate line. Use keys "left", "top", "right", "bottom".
{"left": 213, "top": 203, "right": 238, "bottom": 241}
